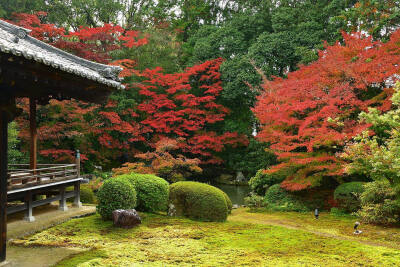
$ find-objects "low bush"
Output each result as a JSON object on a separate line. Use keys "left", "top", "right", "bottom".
{"left": 244, "top": 192, "right": 265, "bottom": 209}
{"left": 80, "top": 184, "right": 96, "bottom": 204}
{"left": 169, "top": 181, "right": 229, "bottom": 222}
{"left": 264, "top": 184, "right": 309, "bottom": 212}
{"left": 116, "top": 173, "right": 169, "bottom": 212}
{"left": 330, "top": 207, "right": 348, "bottom": 216}
{"left": 249, "top": 167, "right": 299, "bottom": 195}
{"left": 96, "top": 178, "right": 137, "bottom": 220}
{"left": 356, "top": 180, "right": 400, "bottom": 225}
{"left": 334, "top": 182, "right": 365, "bottom": 212}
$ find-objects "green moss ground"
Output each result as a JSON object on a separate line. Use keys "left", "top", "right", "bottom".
{"left": 10, "top": 208, "right": 400, "bottom": 266}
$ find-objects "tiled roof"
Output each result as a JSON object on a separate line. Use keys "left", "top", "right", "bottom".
{"left": 0, "top": 20, "right": 124, "bottom": 89}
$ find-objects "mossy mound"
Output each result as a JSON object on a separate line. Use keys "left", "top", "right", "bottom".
{"left": 115, "top": 173, "right": 169, "bottom": 212}
{"left": 169, "top": 181, "right": 229, "bottom": 222}
{"left": 96, "top": 178, "right": 137, "bottom": 220}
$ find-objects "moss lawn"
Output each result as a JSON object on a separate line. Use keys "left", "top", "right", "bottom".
{"left": 10, "top": 208, "right": 400, "bottom": 266}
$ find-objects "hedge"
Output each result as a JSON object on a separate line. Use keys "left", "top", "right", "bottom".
{"left": 169, "top": 181, "right": 229, "bottom": 222}
{"left": 96, "top": 177, "right": 137, "bottom": 220}
{"left": 116, "top": 173, "right": 169, "bottom": 212}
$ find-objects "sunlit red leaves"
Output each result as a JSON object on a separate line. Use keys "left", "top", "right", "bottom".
{"left": 255, "top": 30, "right": 400, "bottom": 190}
{"left": 10, "top": 13, "right": 147, "bottom": 64}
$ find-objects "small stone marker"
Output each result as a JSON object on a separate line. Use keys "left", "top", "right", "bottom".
{"left": 353, "top": 221, "right": 362, "bottom": 235}
{"left": 112, "top": 209, "right": 141, "bottom": 229}
{"left": 314, "top": 208, "right": 319, "bottom": 219}
{"left": 168, "top": 203, "right": 176, "bottom": 217}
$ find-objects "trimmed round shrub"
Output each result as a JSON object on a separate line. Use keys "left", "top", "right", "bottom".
{"left": 264, "top": 184, "right": 309, "bottom": 212}
{"left": 97, "top": 178, "right": 137, "bottom": 220}
{"left": 80, "top": 184, "right": 96, "bottom": 204}
{"left": 334, "top": 182, "right": 365, "bottom": 212}
{"left": 116, "top": 173, "right": 169, "bottom": 212}
{"left": 169, "top": 181, "right": 229, "bottom": 222}
{"left": 221, "top": 191, "right": 232, "bottom": 214}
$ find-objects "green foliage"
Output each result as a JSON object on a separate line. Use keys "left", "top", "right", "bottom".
{"left": 249, "top": 166, "right": 299, "bottom": 195}
{"left": 8, "top": 121, "right": 26, "bottom": 164}
{"left": 80, "top": 184, "right": 96, "bottom": 204}
{"left": 249, "top": 31, "right": 299, "bottom": 77}
{"left": 244, "top": 192, "right": 265, "bottom": 209}
{"left": 169, "top": 181, "right": 229, "bottom": 222}
{"left": 330, "top": 207, "right": 348, "bottom": 216}
{"left": 115, "top": 173, "right": 169, "bottom": 212}
{"left": 334, "top": 182, "right": 365, "bottom": 212}
{"left": 356, "top": 180, "right": 400, "bottom": 225}
{"left": 224, "top": 139, "right": 277, "bottom": 178}
{"left": 113, "top": 28, "right": 182, "bottom": 74}
{"left": 343, "top": 82, "right": 400, "bottom": 192}
{"left": 264, "top": 184, "right": 309, "bottom": 212}
{"left": 96, "top": 178, "right": 137, "bottom": 220}
{"left": 335, "top": 0, "right": 400, "bottom": 41}
{"left": 0, "top": 0, "right": 44, "bottom": 18}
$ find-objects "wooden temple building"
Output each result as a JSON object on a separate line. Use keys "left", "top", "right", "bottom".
{"left": 0, "top": 20, "right": 123, "bottom": 262}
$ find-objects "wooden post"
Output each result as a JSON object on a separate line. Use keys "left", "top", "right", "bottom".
{"left": 0, "top": 111, "right": 8, "bottom": 262}
{"left": 59, "top": 186, "right": 68, "bottom": 211}
{"left": 29, "top": 97, "right": 37, "bottom": 171}
{"left": 24, "top": 191, "right": 35, "bottom": 222}
{"left": 73, "top": 181, "right": 82, "bottom": 208}
{"left": 75, "top": 150, "right": 80, "bottom": 178}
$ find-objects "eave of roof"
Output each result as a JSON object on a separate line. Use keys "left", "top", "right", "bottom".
{"left": 0, "top": 19, "right": 124, "bottom": 90}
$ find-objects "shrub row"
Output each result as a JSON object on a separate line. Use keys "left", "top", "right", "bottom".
{"left": 96, "top": 173, "right": 231, "bottom": 222}
{"left": 97, "top": 173, "right": 169, "bottom": 219}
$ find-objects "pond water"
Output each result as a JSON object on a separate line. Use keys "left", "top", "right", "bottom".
{"left": 214, "top": 184, "right": 251, "bottom": 205}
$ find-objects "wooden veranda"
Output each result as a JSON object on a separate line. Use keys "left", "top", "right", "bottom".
{"left": 0, "top": 19, "right": 123, "bottom": 262}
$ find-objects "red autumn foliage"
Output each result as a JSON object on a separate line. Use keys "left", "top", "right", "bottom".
{"left": 101, "top": 58, "right": 248, "bottom": 164}
{"left": 8, "top": 12, "right": 147, "bottom": 63}
{"left": 254, "top": 31, "right": 400, "bottom": 190}
{"left": 112, "top": 137, "right": 203, "bottom": 183}
{"left": 10, "top": 12, "right": 246, "bottom": 166}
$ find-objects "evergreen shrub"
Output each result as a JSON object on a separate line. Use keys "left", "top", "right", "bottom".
{"left": 116, "top": 173, "right": 169, "bottom": 212}
{"left": 356, "top": 180, "right": 400, "bottom": 225}
{"left": 169, "top": 181, "right": 229, "bottom": 222}
{"left": 96, "top": 178, "right": 137, "bottom": 220}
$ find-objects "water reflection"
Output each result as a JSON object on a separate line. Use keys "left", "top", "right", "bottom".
{"left": 214, "top": 184, "right": 251, "bottom": 205}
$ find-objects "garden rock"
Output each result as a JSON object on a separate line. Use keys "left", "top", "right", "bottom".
{"left": 232, "top": 204, "right": 240, "bottom": 209}
{"left": 112, "top": 209, "right": 141, "bottom": 229}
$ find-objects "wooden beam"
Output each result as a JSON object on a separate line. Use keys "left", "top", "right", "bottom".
{"left": 0, "top": 110, "right": 8, "bottom": 262}
{"left": 29, "top": 97, "right": 37, "bottom": 171}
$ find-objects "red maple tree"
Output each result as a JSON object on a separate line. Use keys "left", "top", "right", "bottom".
{"left": 99, "top": 58, "right": 247, "bottom": 164}
{"left": 254, "top": 31, "right": 400, "bottom": 191}
{"left": 10, "top": 12, "right": 246, "bottom": 168}
{"left": 10, "top": 12, "right": 147, "bottom": 163}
